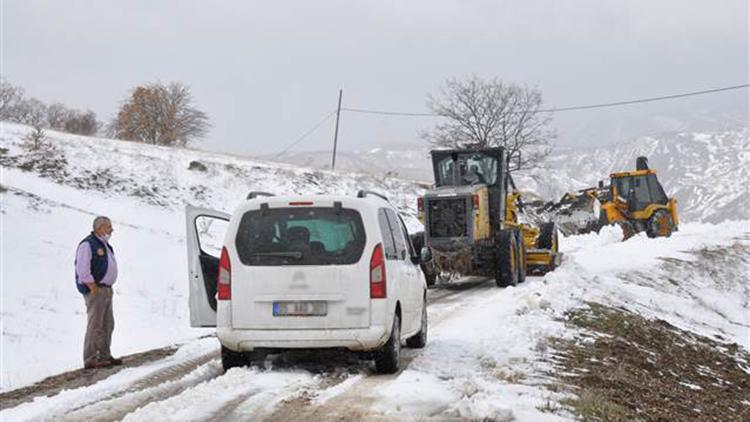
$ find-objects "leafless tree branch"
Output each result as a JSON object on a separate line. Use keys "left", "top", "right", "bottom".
{"left": 423, "top": 76, "right": 556, "bottom": 172}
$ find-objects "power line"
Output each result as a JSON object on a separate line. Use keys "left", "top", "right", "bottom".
{"left": 539, "top": 83, "right": 749, "bottom": 112}
{"left": 341, "top": 107, "right": 435, "bottom": 117}
{"left": 273, "top": 110, "right": 337, "bottom": 159}
{"left": 340, "top": 83, "right": 749, "bottom": 117}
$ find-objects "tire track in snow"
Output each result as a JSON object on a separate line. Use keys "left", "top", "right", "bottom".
{"left": 264, "top": 276, "right": 525, "bottom": 420}
{"left": 60, "top": 351, "right": 221, "bottom": 421}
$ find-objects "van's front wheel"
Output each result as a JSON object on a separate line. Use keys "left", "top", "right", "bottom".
{"left": 374, "top": 314, "right": 401, "bottom": 374}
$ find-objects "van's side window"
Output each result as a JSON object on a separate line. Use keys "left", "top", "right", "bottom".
{"left": 384, "top": 209, "right": 408, "bottom": 260}
{"left": 396, "top": 214, "right": 416, "bottom": 258}
{"left": 377, "top": 209, "right": 398, "bottom": 260}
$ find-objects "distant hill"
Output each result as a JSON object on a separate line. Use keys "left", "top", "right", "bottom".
{"left": 267, "top": 129, "right": 750, "bottom": 223}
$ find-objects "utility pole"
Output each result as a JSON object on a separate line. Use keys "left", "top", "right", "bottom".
{"left": 331, "top": 89, "right": 343, "bottom": 170}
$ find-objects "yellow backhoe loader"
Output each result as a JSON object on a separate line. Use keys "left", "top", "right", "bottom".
{"left": 598, "top": 156, "right": 679, "bottom": 239}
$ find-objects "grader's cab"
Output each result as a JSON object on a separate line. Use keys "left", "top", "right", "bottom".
{"left": 413, "top": 147, "right": 560, "bottom": 288}
{"left": 598, "top": 156, "right": 678, "bottom": 239}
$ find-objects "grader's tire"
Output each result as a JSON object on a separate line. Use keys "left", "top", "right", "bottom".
{"left": 495, "top": 230, "right": 519, "bottom": 287}
{"left": 516, "top": 231, "right": 527, "bottom": 283}
{"left": 410, "top": 232, "right": 436, "bottom": 286}
{"left": 646, "top": 210, "right": 674, "bottom": 238}
{"left": 537, "top": 222, "right": 559, "bottom": 253}
{"left": 422, "top": 261, "right": 438, "bottom": 287}
{"left": 410, "top": 231, "right": 425, "bottom": 252}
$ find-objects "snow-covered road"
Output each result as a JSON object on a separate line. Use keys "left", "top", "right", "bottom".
{"left": 6, "top": 215, "right": 746, "bottom": 421}
{"left": 2, "top": 275, "right": 562, "bottom": 421}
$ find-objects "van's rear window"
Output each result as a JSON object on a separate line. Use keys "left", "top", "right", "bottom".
{"left": 235, "top": 207, "right": 366, "bottom": 266}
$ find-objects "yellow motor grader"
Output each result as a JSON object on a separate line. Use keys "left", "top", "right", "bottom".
{"left": 598, "top": 156, "right": 679, "bottom": 239}
{"left": 411, "top": 147, "right": 560, "bottom": 288}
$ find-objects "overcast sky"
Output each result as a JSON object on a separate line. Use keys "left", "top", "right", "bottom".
{"left": 2, "top": 0, "right": 748, "bottom": 156}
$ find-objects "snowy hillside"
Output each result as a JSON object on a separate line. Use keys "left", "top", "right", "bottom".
{"left": 267, "top": 146, "right": 433, "bottom": 183}
{"left": 269, "top": 129, "right": 750, "bottom": 224}
{"left": 0, "top": 122, "right": 424, "bottom": 391}
{"left": 1, "top": 122, "right": 748, "bottom": 420}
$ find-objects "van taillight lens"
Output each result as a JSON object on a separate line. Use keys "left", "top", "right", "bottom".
{"left": 370, "top": 243, "right": 387, "bottom": 299}
{"left": 417, "top": 197, "right": 424, "bottom": 213}
{"left": 218, "top": 246, "right": 231, "bottom": 300}
{"left": 472, "top": 194, "right": 479, "bottom": 209}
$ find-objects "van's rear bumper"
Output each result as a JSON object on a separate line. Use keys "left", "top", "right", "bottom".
{"left": 217, "top": 325, "right": 390, "bottom": 352}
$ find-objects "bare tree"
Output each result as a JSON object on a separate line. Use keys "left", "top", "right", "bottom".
{"left": 15, "top": 98, "right": 48, "bottom": 127}
{"left": 0, "top": 79, "right": 24, "bottom": 120}
{"left": 423, "top": 76, "right": 555, "bottom": 172}
{"left": 46, "top": 102, "right": 68, "bottom": 129}
{"left": 22, "top": 101, "right": 48, "bottom": 150}
{"left": 64, "top": 110, "right": 100, "bottom": 135}
{"left": 109, "top": 82, "right": 210, "bottom": 147}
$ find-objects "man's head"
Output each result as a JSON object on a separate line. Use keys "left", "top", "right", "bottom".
{"left": 93, "top": 216, "right": 113, "bottom": 239}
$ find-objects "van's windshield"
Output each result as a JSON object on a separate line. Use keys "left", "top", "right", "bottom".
{"left": 235, "top": 207, "right": 366, "bottom": 266}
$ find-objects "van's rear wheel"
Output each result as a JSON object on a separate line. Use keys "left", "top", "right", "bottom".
{"left": 374, "top": 314, "right": 401, "bottom": 374}
{"left": 221, "top": 345, "right": 247, "bottom": 372}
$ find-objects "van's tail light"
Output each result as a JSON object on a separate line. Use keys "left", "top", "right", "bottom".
{"left": 369, "top": 243, "right": 387, "bottom": 299}
{"left": 417, "top": 197, "right": 424, "bottom": 213}
{"left": 472, "top": 194, "right": 480, "bottom": 209}
{"left": 218, "top": 246, "right": 231, "bottom": 300}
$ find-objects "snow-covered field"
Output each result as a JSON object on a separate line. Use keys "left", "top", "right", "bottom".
{"left": 1, "top": 123, "right": 748, "bottom": 420}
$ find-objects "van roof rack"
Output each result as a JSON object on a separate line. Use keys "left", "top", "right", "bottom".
{"left": 357, "top": 190, "right": 389, "bottom": 202}
{"left": 247, "top": 191, "right": 275, "bottom": 200}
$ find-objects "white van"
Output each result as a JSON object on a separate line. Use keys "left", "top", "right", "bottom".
{"left": 186, "top": 191, "right": 428, "bottom": 373}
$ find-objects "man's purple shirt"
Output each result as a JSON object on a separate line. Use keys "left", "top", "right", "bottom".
{"left": 75, "top": 234, "right": 118, "bottom": 287}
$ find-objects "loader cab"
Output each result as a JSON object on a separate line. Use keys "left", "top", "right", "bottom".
{"left": 610, "top": 171, "right": 668, "bottom": 212}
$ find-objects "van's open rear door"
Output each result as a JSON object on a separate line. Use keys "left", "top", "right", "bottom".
{"left": 186, "top": 205, "right": 230, "bottom": 327}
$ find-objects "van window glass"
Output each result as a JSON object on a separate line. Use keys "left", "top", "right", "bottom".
{"left": 385, "top": 209, "right": 407, "bottom": 260}
{"left": 194, "top": 215, "right": 228, "bottom": 257}
{"left": 397, "top": 215, "right": 416, "bottom": 258}
{"left": 377, "top": 209, "right": 398, "bottom": 260}
{"left": 235, "top": 207, "right": 366, "bottom": 266}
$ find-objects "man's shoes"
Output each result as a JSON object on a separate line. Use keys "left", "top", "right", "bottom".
{"left": 108, "top": 357, "right": 123, "bottom": 365}
{"left": 84, "top": 359, "right": 113, "bottom": 369}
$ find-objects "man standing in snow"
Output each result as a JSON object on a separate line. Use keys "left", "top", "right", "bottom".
{"left": 75, "top": 216, "right": 123, "bottom": 369}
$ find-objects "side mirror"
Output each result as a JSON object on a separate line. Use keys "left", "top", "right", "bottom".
{"left": 598, "top": 180, "right": 604, "bottom": 189}
{"left": 420, "top": 247, "right": 432, "bottom": 263}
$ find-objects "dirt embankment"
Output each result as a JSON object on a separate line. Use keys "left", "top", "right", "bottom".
{"left": 551, "top": 303, "right": 750, "bottom": 421}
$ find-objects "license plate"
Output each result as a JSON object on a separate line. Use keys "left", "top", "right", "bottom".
{"left": 273, "top": 301, "right": 327, "bottom": 316}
